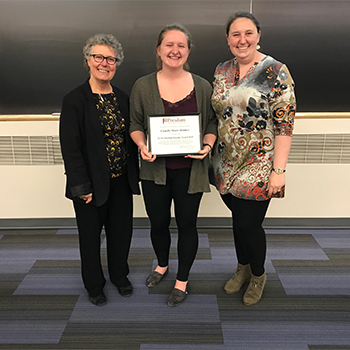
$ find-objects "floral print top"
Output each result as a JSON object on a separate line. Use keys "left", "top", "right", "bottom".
{"left": 95, "top": 92, "right": 127, "bottom": 178}
{"left": 211, "top": 55, "right": 296, "bottom": 201}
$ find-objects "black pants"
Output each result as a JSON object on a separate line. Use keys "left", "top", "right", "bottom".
{"left": 73, "top": 174, "right": 133, "bottom": 297}
{"left": 221, "top": 194, "right": 270, "bottom": 277}
{"left": 142, "top": 168, "right": 203, "bottom": 281}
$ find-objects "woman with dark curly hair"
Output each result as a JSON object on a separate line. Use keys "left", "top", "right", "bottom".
{"left": 211, "top": 11, "right": 296, "bottom": 306}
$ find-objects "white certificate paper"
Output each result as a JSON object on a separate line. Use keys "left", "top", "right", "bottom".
{"left": 147, "top": 113, "right": 202, "bottom": 156}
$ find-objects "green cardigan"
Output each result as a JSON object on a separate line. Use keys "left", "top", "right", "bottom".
{"left": 130, "top": 72, "right": 217, "bottom": 194}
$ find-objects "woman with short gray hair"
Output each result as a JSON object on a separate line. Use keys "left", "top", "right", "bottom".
{"left": 82, "top": 33, "right": 124, "bottom": 70}
{"left": 60, "top": 33, "right": 140, "bottom": 306}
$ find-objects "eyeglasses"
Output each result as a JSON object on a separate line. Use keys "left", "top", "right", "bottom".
{"left": 90, "top": 54, "right": 118, "bottom": 65}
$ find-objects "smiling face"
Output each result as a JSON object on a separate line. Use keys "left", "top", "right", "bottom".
{"left": 88, "top": 44, "right": 117, "bottom": 84}
{"left": 156, "top": 30, "right": 191, "bottom": 70}
{"left": 226, "top": 17, "right": 261, "bottom": 64}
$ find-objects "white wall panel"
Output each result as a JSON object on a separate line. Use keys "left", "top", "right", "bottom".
{"left": 0, "top": 118, "right": 349, "bottom": 219}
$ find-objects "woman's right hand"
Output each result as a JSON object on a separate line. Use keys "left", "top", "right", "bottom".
{"left": 140, "top": 145, "right": 157, "bottom": 162}
{"left": 130, "top": 131, "right": 156, "bottom": 162}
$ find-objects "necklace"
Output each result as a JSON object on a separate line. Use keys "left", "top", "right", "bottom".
{"left": 96, "top": 92, "right": 125, "bottom": 130}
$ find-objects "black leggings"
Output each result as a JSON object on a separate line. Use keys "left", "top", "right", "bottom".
{"left": 142, "top": 168, "right": 203, "bottom": 281}
{"left": 221, "top": 194, "right": 270, "bottom": 276}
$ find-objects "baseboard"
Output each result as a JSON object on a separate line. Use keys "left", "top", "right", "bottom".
{"left": 0, "top": 217, "right": 349, "bottom": 230}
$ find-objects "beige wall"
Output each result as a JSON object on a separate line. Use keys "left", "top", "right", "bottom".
{"left": 0, "top": 118, "right": 349, "bottom": 219}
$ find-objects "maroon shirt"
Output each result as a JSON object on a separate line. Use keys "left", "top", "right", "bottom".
{"left": 162, "top": 89, "right": 198, "bottom": 169}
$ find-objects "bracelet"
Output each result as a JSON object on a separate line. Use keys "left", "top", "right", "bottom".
{"left": 203, "top": 143, "right": 212, "bottom": 151}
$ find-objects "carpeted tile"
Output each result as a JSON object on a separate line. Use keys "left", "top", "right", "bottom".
{"left": 1, "top": 228, "right": 350, "bottom": 349}
{"left": 278, "top": 273, "right": 350, "bottom": 295}
{"left": 14, "top": 273, "right": 84, "bottom": 295}
{"left": 0, "top": 259, "right": 36, "bottom": 274}
{"left": 0, "top": 320, "right": 67, "bottom": 344}
{"left": 313, "top": 231, "right": 350, "bottom": 249}
{"left": 70, "top": 274, "right": 220, "bottom": 324}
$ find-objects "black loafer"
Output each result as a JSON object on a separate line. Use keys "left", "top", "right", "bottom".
{"left": 146, "top": 268, "right": 168, "bottom": 288}
{"left": 117, "top": 283, "right": 133, "bottom": 297}
{"left": 89, "top": 292, "right": 107, "bottom": 306}
{"left": 167, "top": 286, "right": 189, "bottom": 307}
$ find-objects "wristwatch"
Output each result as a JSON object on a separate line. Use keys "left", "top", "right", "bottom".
{"left": 272, "top": 168, "right": 286, "bottom": 175}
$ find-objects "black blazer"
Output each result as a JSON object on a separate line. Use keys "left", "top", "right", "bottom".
{"left": 60, "top": 80, "right": 140, "bottom": 206}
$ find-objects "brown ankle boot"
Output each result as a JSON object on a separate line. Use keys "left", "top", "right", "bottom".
{"left": 224, "top": 263, "right": 252, "bottom": 294}
{"left": 243, "top": 272, "right": 266, "bottom": 306}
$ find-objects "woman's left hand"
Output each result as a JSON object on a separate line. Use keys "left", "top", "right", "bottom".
{"left": 185, "top": 144, "right": 211, "bottom": 160}
{"left": 267, "top": 172, "right": 285, "bottom": 197}
{"left": 80, "top": 193, "right": 93, "bottom": 204}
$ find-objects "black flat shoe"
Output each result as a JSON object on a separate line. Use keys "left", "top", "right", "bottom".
{"left": 89, "top": 292, "right": 107, "bottom": 306}
{"left": 167, "top": 286, "right": 189, "bottom": 307}
{"left": 117, "top": 283, "right": 133, "bottom": 297}
{"left": 146, "top": 268, "right": 169, "bottom": 288}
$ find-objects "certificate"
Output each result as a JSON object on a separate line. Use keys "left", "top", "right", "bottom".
{"left": 147, "top": 113, "right": 202, "bottom": 156}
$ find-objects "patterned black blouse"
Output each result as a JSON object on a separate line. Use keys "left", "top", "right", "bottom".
{"left": 94, "top": 92, "right": 127, "bottom": 178}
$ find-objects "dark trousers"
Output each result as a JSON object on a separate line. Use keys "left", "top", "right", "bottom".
{"left": 73, "top": 174, "right": 133, "bottom": 297}
{"left": 142, "top": 168, "right": 203, "bottom": 281}
{"left": 221, "top": 194, "right": 271, "bottom": 277}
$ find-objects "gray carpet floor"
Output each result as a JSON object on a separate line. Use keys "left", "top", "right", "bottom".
{"left": 0, "top": 227, "right": 350, "bottom": 349}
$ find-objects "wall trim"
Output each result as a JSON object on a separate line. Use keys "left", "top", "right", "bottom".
{"left": 1, "top": 112, "right": 350, "bottom": 121}
{"left": 0, "top": 217, "right": 349, "bottom": 230}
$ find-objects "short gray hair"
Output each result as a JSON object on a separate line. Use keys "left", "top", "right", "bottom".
{"left": 83, "top": 33, "right": 124, "bottom": 71}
